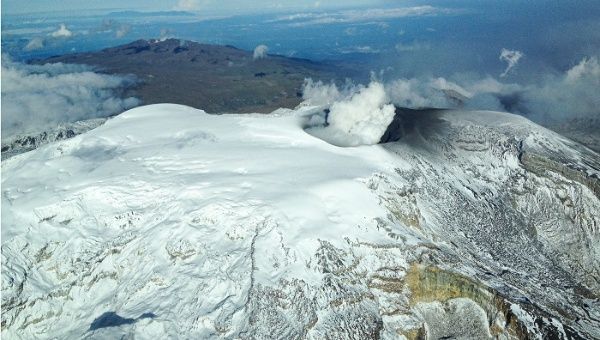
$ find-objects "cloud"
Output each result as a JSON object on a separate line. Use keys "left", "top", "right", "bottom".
{"left": 303, "top": 81, "right": 395, "bottom": 146}
{"left": 1, "top": 55, "right": 140, "bottom": 137}
{"left": 499, "top": 48, "right": 523, "bottom": 77}
{"left": 269, "top": 6, "right": 457, "bottom": 26}
{"left": 253, "top": 44, "right": 269, "bottom": 60}
{"left": 24, "top": 37, "right": 45, "bottom": 51}
{"left": 3, "top": 26, "right": 55, "bottom": 35}
{"left": 344, "top": 27, "right": 358, "bottom": 36}
{"left": 115, "top": 24, "right": 131, "bottom": 38}
{"left": 301, "top": 76, "right": 470, "bottom": 113}
{"left": 50, "top": 24, "right": 73, "bottom": 38}
{"left": 385, "top": 78, "right": 468, "bottom": 109}
{"left": 159, "top": 28, "right": 175, "bottom": 41}
{"left": 327, "top": 82, "right": 395, "bottom": 146}
{"left": 395, "top": 41, "right": 431, "bottom": 52}
{"left": 98, "top": 19, "right": 131, "bottom": 38}
{"left": 383, "top": 56, "right": 600, "bottom": 123}
{"left": 174, "top": 0, "right": 202, "bottom": 11}
{"left": 565, "top": 56, "right": 600, "bottom": 83}
{"left": 302, "top": 53, "right": 600, "bottom": 129}
{"left": 340, "top": 46, "right": 380, "bottom": 54}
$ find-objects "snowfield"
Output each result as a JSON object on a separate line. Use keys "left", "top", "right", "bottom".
{"left": 2, "top": 104, "right": 599, "bottom": 339}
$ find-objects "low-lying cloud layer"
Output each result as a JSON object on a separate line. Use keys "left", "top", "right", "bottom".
{"left": 1, "top": 56, "right": 140, "bottom": 137}
{"left": 269, "top": 6, "right": 456, "bottom": 26}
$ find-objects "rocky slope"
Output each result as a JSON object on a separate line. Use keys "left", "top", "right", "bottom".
{"left": 1, "top": 104, "right": 599, "bottom": 339}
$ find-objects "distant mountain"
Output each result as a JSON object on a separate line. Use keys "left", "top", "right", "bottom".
{"left": 42, "top": 39, "right": 345, "bottom": 114}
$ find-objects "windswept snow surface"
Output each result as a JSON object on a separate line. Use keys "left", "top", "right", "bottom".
{"left": 2, "top": 104, "right": 599, "bottom": 339}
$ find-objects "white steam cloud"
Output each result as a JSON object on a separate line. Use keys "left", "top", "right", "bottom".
{"left": 386, "top": 78, "right": 469, "bottom": 108}
{"left": 522, "top": 57, "right": 600, "bottom": 121}
{"left": 1, "top": 56, "right": 140, "bottom": 137}
{"left": 499, "top": 48, "right": 523, "bottom": 78}
{"left": 301, "top": 55, "right": 599, "bottom": 142}
{"left": 302, "top": 79, "right": 343, "bottom": 106}
{"left": 395, "top": 41, "right": 431, "bottom": 52}
{"left": 253, "top": 45, "right": 269, "bottom": 60}
{"left": 302, "top": 76, "right": 473, "bottom": 114}
{"left": 50, "top": 24, "right": 73, "bottom": 38}
{"left": 565, "top": 57, "right": 600, "bottom": 83}
{"left": 159, "top": 28, "right": 175, "bottom": 41}
{"left": 327, "top": 82, "right": 395, "bottom": 145}
{"left": 303, "top": 81, "right": 395, "bottom": 146}
{"left": 450, "top": 57, "right": 600, "bottom": 122}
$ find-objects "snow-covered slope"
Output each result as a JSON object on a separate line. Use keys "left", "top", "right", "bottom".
{"left": 2, "top": 104, "right": 599, "bottom": 339}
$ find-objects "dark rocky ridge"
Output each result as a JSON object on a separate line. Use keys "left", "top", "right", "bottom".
{"left": 41, "top": 39, "right": 347, "bottom": 114}
{"left": 379, "top": 107, "right": 448, "bottom": 144}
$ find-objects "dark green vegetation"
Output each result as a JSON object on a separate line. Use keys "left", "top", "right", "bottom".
{"left": 43, "top": 39, "right": 348, "bottom": 113}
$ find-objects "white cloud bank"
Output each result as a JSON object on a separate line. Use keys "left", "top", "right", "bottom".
{"left": 50, "top": 24, "right": 73, "bottom": 38}
{"left": 253, "top": 44, "right": 269, "bottom": 60}
{"left": 499, "top": 48, "right": 523, "bottom": 77}
{"left": 386, "top": 77, "right": 469, "bottom": 108}
{"left": 1, "top": 56, "right": 140, "bottom": 137}
{"left": 270, "top": 6, "right": 456, "bottom": 26}
{"left": 159, "top": 28, "right": 175, "bottom": 41}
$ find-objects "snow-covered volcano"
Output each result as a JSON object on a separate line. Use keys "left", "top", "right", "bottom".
{"left": 2, "top": 104, "right": 599, "bottom": 339}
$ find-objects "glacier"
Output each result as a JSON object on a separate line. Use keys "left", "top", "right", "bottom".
{"left": 2, "top": 104, "right": 599, "bottom": 339}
